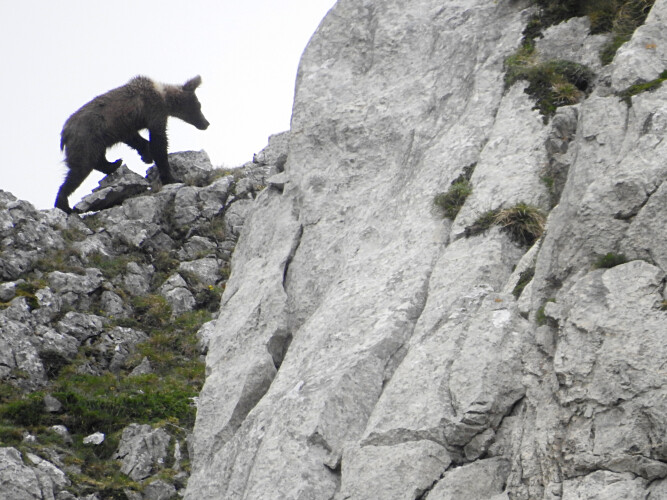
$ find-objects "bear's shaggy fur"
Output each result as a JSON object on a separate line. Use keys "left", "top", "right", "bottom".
{"left": 56, "top": 75, "right": 209, "bottom": 213}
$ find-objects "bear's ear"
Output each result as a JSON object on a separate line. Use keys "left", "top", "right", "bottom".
{"left": 183, "top": 75, "right": 202, "bottom": 92}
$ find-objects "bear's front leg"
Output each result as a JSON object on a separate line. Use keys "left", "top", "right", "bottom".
{"left": 149, "top": 128, "right": 176, "bottom": 184}
{"left": 124, "top": 133, "right": 153, "bottom": 164}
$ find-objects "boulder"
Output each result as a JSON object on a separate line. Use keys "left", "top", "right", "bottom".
{"left": 113, "top": 424, "right": 171, "bottom": 481}
{"left": 74, "top": 165, "right": 150, "bottom": 213}
{"left": 147, "top": 150, "right": 213, "bottom": 186}
{"left": 0, "top": 448, "right": 68, "bottom": 500}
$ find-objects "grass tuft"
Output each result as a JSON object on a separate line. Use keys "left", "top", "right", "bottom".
{"left": 504, "top": 54, "right": 595, "bottom": 120}
{"left": 593, "top": 252, "right": 628, "bottom": 269}
{"left": 513, "top": 267, "right": 536, "bottom": 299}
{"left": 434, "top": 180, "right": 473, "bottom": 219}
{"left": 494, "top": 203, "right": 546, "bottom": 246}
{"left": 617, "top": 69, "right": 667, "bottom": 104}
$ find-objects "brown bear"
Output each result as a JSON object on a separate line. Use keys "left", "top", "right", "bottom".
{"left": 56, "top": 75, "right": 210, "bottom": 213}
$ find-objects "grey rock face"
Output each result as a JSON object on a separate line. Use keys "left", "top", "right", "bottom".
{"left": 56, "top": 311, "right": 105, "bottom": 343}
{"left": 185, "top": 1, "right": 667, "bottom": 499}
{"left": 147, "top": 150, "right": 213, "bottom": 186}
{"left": 122, "top": 262, "right": 154, "bottom": 296}
{"left": 96, "top": 327, "right": 149, "bottom": 373}
{"left": 611, "top": 1, "right": 667, "bottom": 90}
{"left": 0, "top": 193, "right": 66, "bottom": 277}
{"left": 142, "top": 479, "right": 177, "bottom": 500}
{"left": 535, "top": 17, "right": 611, "bottom": 71}
{"left": 0, "top": 281, "right": 16, "bottom": 301}
{"left": 74, "top": 165, "right": 150, "bottom": 213}
{"left": 48, "top": 269, "right": 105, "bottom": 310}
{"left": 253, "top": 131, "right": 289, "bottom": 171}
{"left": 426, "top": 458, "right": 510, "bottom": 500}
{"left": 0, "top": 315, "right": 47, "bottom": 389}
{"left": 188, "top": 0, "right": 531, "bottom": 498}
{"left": 113, "top": 424, "right": 171, "bottom": 481}
{"left": 0, "top": 448, "right": 69, "bottom": 500}
{"left": 178, "top": 258, "right": 222, "bottom": 287}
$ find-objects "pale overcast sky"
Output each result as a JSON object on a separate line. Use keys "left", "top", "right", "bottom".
{"left": 0, "top": 0, "right": 336, "bottom": 210}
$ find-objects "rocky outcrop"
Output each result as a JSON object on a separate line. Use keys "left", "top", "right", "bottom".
{"left": 0, "top": 140, "right": 285, "bottom": 498}
{"left": 185, "top": 1, "right": 667, "bottom": 499}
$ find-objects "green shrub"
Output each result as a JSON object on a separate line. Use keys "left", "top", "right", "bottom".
{"left": 33, "top": 247, "right": 85, "bottom": 275}
{"left": 600, "top": 34, "right": 630, "bottom": 65}
{"left": 0, "top": 383, "right": 21, "bottom": 405}
{"left": 197, "top": 215, "right": 226, "bottom": 242}
{"left": 151, "top": 251, "right": 181, "bottom": 288}
{"left": 60, "top": 227, "right": 88, "bottom": 244}
{"left": 522, "top": 1, "right": 586, "bottom": 45}
{"left": 611, "top": 0, "right": 655, "bottom": 36}
{"left": 617, "top": 69, "right": 667, "bottom": 104}
{"left": 513, "top": 267, "right": 536, "bottom": 298}
{"left": 0, "top": 309, "right": 208, "bottom": 440}
{"left": 131, "top": 295, "right": 172, "bottom": 328}
{"left": 434, "top": 180, "right": 473, "bottom": 219}
{"left": 536, "top": 298, "right": 556, "bottom": 326}
{"left": 49, "top": 373, "right": 199, "bottom": 435}
{"left": 0, "top": 425, "right": 24, "bottom": 446}
{"left": 0, "top": 392, "right": 48, "bottom": 427}
{"left": 505, "top": 56, "right": 595, "bottom": 119}
{"left": 39, "top": 350, "right": 72, "bottom": 378}
{"left": 593, "top": 252, "right": 628, "bottom": 268}
{"left": 15, "top": 281, "right": 42, "bottom": 310}
{"left": 195, "top": 285, "right": 223, "bottom": 312}
{"left": 524, "top": 1, "right": 656, "bottom": 65}
{"left": 434, "top": 165, "right": 477, "bottom": 220}
{"left": 87, "top": 252, "right": 142, "bottom": 281}
{"left": 68, "top": 457, "right": 140, "bottom": 498}
{"left": 465, "top": 209, "right": 501, "bottom": 238}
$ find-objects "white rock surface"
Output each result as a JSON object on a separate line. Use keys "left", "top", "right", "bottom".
{"left": 186, "top": 0, "right": 667, "bottom": 499}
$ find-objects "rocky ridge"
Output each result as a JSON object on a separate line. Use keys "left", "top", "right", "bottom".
{"left": 0, "top": 138, "right": 286, "bottom": 499}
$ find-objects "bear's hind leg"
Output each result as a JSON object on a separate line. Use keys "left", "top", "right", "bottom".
{"left": 55, "top": 165, "right": 92, "bottom": 213}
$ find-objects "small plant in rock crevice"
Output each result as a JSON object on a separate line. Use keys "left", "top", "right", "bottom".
{"left": 504, "top": 49, "right": 595, "bottom": 120}
{"left": 434, "top": 180, "right": 473, "bottom": 219}
{"left": 617, "top": 69, "right": 667, "bottom": 105}
{"left": 523, "top": 0, "right": 656, "bottom": 65}
{"left": 15, "top": 280, "right": 43, "bottom": 310}
{"left": 33, "top": 247, "right": 85, "bottom": 275}
{"left": 465, "top": 209, "right": 501, "bottom": 238}
{"left": 434, "top": 163, "right": 476, "bottom": 220}
{"left": 599, "top": 0, "right": 657, "bottom": 64}
{"left": 465, "top": 203, "right": 546, "bottom": 247}
{"left": 593, "top": 252, "right": 628, "bottom": 269}
{"left": 536, "top": 298, "right": 556, "bottom": 326}
{"left": 494, "top": 203, "right": 546, "bottom": 246}
{"left": 513, "top": 267, "right": 536, "bottom": 298}
{"left": 87, "top": 252, "right": 144, "bottom": 281}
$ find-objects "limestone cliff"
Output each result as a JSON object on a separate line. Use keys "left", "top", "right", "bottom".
{"left": 186, "top": 1, "right": 667, "bottom": 499}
